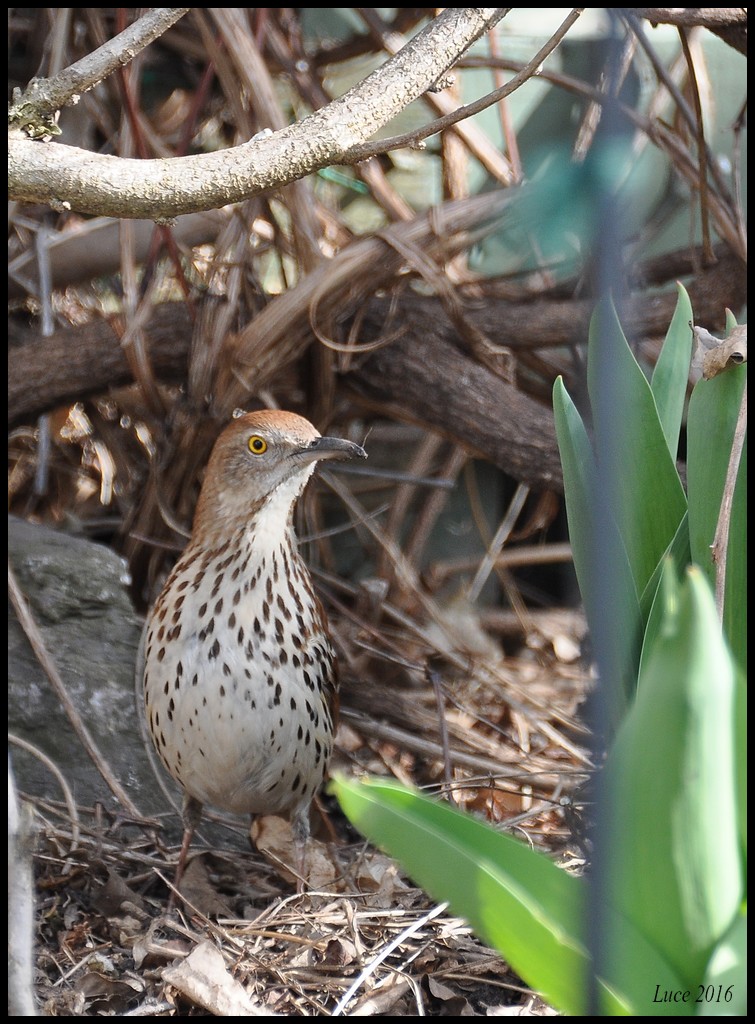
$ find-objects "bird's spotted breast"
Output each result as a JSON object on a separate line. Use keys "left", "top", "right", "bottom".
{"left": 143, "top": 530, "right": 337, "bottom": 817}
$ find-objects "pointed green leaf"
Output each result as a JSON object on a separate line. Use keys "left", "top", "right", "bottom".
{"left": 553, "top": 376, "right": 641, "bottom": 718}
{"left": 686, "top": 365, "right": 747, "bottom": 670}
{"left": 603, "top": 566, "right": 742, "bottom": 987}
{"left": 651, "top": 283, "right": 694, "bottom": 458}
{"left": 638, "top": 512, "right": 691, "bottom": 680}
{"left": 696, "top": 910, "right": 747, "bottom": 1016}
{"left": 587, "top": 300, "right": 687, "bottom": 599}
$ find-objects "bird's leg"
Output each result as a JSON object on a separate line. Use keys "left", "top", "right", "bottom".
{"left": 169, "top": 794, "right": 203, "bottom": 906}
{"left": 312, "top": 793, "right": 339, "bottom": 843}
{"left": 291, "top": 807, "right": 311, "bottom": 895}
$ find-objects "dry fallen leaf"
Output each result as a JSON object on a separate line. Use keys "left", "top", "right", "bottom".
{"left": 177, "top": 854, "right": 235, "bottom": 918}
{"left": 251, "top": 814, "right": 338, "bottom": 889}
{"left": 74, "top": 959, "right": 144, "bottom": 1016}
{"left": 426, "top": 973, "right": 476, "bottom": 1015}
{"left": 692, "top": 323, "right": 747, "bottom": 381}
{"left": 161, "top": 940, "right": 274, "bottom": 1016}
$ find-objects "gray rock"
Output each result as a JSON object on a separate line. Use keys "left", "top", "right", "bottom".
{"left": 8, "top": 515, "right": 173, "bottom": 822}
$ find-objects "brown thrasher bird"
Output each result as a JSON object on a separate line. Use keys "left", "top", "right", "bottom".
{"left": 141, "top": 410, "right": 366, "bottom": 893}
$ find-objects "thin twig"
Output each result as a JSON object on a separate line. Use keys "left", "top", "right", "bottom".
{"left": 677, "top": 27, "right": 714, "bottom": 263}
{"left": 357, "top": 6, "right": 516, "bottom": 187}
{"left": 488, "top": 25, "right": 523, "bottom": 181}
{"left": 620, "top": 12, "right": 735, "bottom": 210}
{"left": 426, "top": 667, "right": 457, "bottom": 806}
{"left": 331, "top": 901, "right": 449, "bottom": 1015}
{"left": 8, "top": 733, "right": 81, "bottom": 851}
{"left": 9, "top": 8, "right": 191, "bottom": 119}
{"left": 467, "top": 483, "right": 530, "bottom": 604}
{"left": 347, "top": 8, "right": 584, "bottom": 162}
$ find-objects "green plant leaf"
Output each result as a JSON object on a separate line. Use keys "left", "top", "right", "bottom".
{"left": 553, "top": 376, "right": 641, "bottom": 719}
{"left": 651, "top": 283, "right": 694, "bottom": 459}
{"left": 603, "top": 565, "right": 742, "bottom": 988}
{"left": 725, "top": 436, "right": 747, "bottom": 671}
{"left": 637, "top": 512, "right": 691, "bottom": 681}
{"left": 587, "top": 299, "right": 687, "bottom": 599}
{"left": 733, "top": 667, "right": 747, "bottom": 859}
{"left": 696, "top": 909, "right": 747, "bottom": 1016}
{"left": 686, "top": 365, "right": 747, "bottom": 670}
{"left": 724, "top": 308, "right": 739, "bottom": 334}
{"left": 331, "top": 775, "right": 688, "bottom": 1015}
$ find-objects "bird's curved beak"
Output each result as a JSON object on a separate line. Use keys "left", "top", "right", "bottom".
{"left": 296, "top": 436, "right": 367, "bottom": 464}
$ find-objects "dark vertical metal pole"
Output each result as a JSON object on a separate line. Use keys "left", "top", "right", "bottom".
{"left": 583, "top": 10, "right": 627, "bottom": 1015}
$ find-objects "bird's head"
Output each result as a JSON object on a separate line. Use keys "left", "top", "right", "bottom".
{"left": 193, "top": 410, "right": 366, "bottom": 537}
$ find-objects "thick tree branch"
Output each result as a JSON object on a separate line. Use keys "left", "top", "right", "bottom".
{"left": 8, "top": 306, "right": 190, "bottom": 426}
{"left": 8, "top": 9, "right": 508, "bottom": 219}
{"left": 627, "top": 8, "right": 747, "bottom": 29}
{"left": 626, "top": 8, "right": 747, "bottom": 54}
{"left": 349, "top": 325, "right": 564, "bottom": 492}
{"left": 8, "top": 244, "right": 744, "bottom": 423}
{"left": 8, "top": 242, "right": 745, "bottom": 496}
{"left": 8, "top": 301, "right": 563, "bottom": 491}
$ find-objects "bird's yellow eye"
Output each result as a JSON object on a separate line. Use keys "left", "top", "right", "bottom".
{"left": 248, "top": 435, "right": 268, "bottom": 455}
